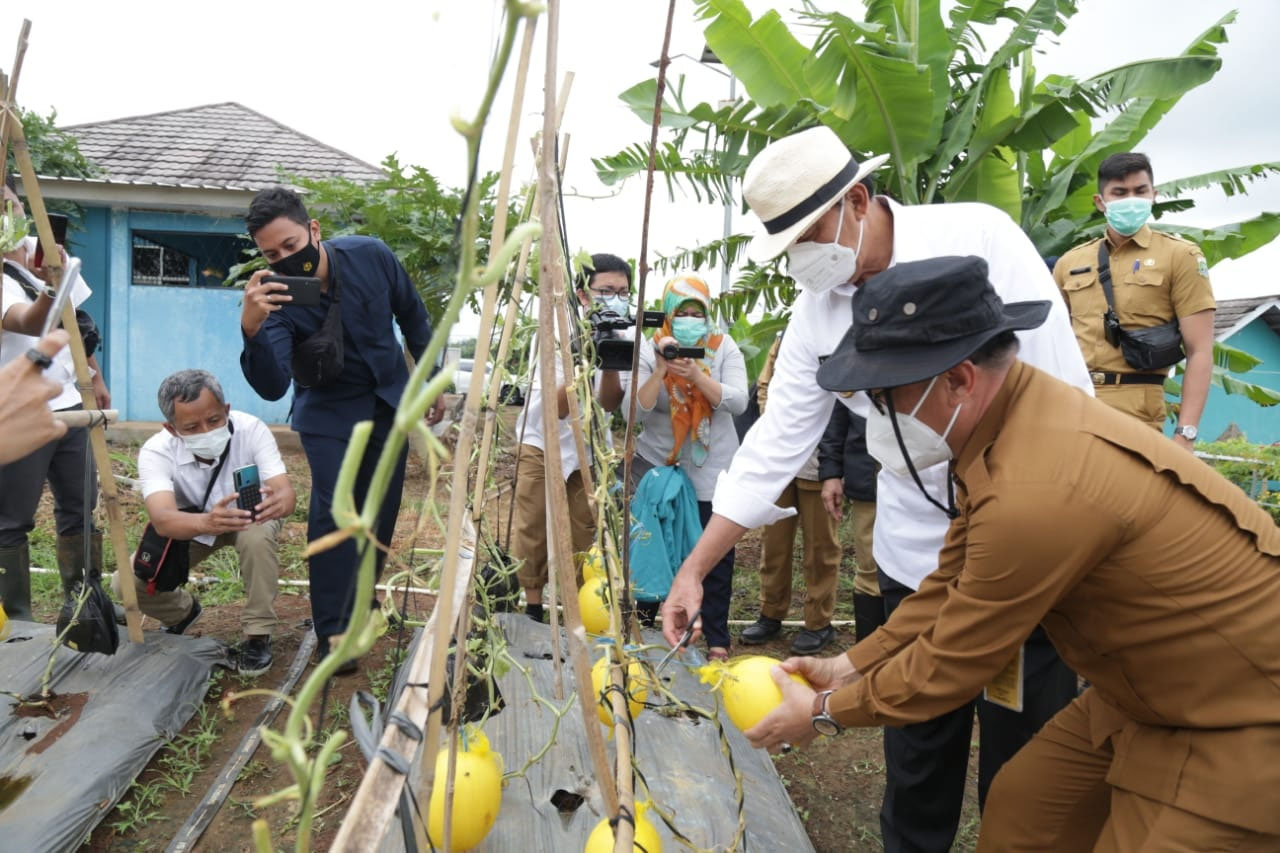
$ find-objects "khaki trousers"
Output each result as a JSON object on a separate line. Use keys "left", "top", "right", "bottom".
{"left": 979, "top": 691, "right": 1279, "bottom": 851}
{"left": 757, "top": 478, "right": 840, "bottom": 629}
{"left": 511, "top": 444, "right": 594, "bottom": 591}
{"left": 114, "top": 519, "right": 282, "bottom": 636}
{"left": 845, "top": 498, "right": 879, "bottom": 597}
{"left": 1094, "top": 383, "right": 1168, "bottom": 431}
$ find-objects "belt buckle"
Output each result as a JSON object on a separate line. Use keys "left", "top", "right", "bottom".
{"left": 1090, "top": 371, "right": 1107, "bottom": 386}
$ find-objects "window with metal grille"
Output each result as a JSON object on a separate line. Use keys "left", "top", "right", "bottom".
{"left": 130, "top": 231, "right": 254, "bottom": 287}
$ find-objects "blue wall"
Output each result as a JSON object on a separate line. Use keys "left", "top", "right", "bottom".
{"left": 1194, "top": 319, "right": 1280, "bottom": 445}
{"left": 83, "top": 206, "right": 293, "bottom": 424}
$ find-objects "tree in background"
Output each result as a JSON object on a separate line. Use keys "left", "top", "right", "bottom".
{"left": 5, "top": 107, "right": 99, "bottom": 180}
{"left": 596, "top": 0, "right": 1279, "bottom": 402}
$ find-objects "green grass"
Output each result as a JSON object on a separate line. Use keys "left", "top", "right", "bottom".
{"left": 728, "top": 513, "right": 865, "bottom": 623}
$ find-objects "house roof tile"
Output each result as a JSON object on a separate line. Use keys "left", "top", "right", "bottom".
{"left": 63, "top": 102, "right": 383, "bottom": 190}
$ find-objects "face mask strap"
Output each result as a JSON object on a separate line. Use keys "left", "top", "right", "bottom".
{"left": 886, "top": 392, "right": 960, "bottom": 520}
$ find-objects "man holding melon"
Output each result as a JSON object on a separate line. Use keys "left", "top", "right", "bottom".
{"left": 743, "top": 256, "right": 1280, "bottom": 851}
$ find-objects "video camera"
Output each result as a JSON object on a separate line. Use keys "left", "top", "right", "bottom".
{"left": 589, "top": 307, "right": 664, "bottom": 371}
{"left": 658, "top": 341, "right": 705, "bottom": 361}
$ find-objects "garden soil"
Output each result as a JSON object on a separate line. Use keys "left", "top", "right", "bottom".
{"left": 25, "top": 423, "right": 979, "bottom": 852}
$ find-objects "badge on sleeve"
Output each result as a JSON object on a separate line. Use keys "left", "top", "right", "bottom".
{"left": 1197, "top": 256, "right": 1209, "bottom": 278}
{"left": 983, "top": 645, "right": 1024, "bottom": 712}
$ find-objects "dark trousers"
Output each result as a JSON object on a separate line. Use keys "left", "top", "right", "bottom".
{"left": 697, "top": 501, "right": 734, "bottom": 649}
{"left": 0, "top": 411, "right": 96, "bottom": 546}
{"left": 878, "top": 570, "right": 1077, "bottom": 853}
{"left": 300, "top": 403, "right": 407, "bottom": 640}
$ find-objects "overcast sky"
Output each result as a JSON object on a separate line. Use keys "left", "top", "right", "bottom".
{"left": 3, "top": 0, "right": 1277, "bottom": 326}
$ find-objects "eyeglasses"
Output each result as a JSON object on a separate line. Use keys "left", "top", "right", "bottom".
{"left": 868, "top": 389, "right": 889, "bottom": 414}
{"left": 590, "top": 287, "right": 629, "bottom": 298}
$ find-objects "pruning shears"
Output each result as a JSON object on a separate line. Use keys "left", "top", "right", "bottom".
{"left": 655, "top": 607, "right": 702, "bottom": 673}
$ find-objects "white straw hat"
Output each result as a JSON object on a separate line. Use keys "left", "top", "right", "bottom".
{"left": 742, "top": 126, "right": 889, "bottom": 263}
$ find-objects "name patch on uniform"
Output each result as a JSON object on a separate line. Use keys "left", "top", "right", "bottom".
{"left": 1197, "top": 256, "right": 1209, "bottom": 278}
{"left": 983, "top": 645, "right": 1024, "bottom": 712}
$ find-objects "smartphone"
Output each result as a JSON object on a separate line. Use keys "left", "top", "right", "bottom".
{"left": 262, "top": 275, "right": 323, "bottom": 306}
{"left": 32, "top": 213, "right": 69, "bottom": 268}
{"left": 41, "top": 258, "right": 82, "bottom": 338}
{"left": 233, "top": 464, "right": 262, "bottom": 517}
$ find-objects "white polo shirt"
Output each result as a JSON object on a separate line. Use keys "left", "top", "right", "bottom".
{"left": 515, "top": 331, "right": 630, "bottom": 479}
{"left": 1, "top": 257, "right": 93, "bottom": 411}
{"left": 714, "top": 198, "right": 1093, "bottom": 590}
{"left": 138, "top": 410, "right": 287, "bottom": 545}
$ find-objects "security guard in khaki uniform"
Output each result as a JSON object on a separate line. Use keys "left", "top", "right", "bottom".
{"left": 744, "top": 256, "right": 1280, "bottom": 851}
{"left": 1053, "top": 152, "right": 1215, "bottom": 448}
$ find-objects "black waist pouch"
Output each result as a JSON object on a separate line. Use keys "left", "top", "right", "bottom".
{"left": 1119, "top": 321, "right": 1184, "bottom": 371}
{"left": 292, "top": 251, "right": 344, "bottom": 388}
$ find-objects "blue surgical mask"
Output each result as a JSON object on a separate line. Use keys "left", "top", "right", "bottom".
{"left": 1104, "top": 197, "right": 1152, "bottom": 236}
{"left": 596, "top": 294, "right": 630, "bottom": 316}
{"left": 671, "top": 316, "right": 707, "bottom": 348}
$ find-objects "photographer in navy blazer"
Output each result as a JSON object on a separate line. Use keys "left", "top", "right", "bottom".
{"left": 239, "top": 186, "right": 442, "bottom": 674}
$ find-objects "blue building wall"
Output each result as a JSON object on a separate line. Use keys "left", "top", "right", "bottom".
{"left": 79, "top": 205, "right": 293, "bottom": 424}
{"left": 1193, "top": 319, "right": 1280, "bottom": 445}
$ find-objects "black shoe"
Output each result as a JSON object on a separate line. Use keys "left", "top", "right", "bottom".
{"left": 239, "top": 635, "right": 273, "bottom": 677}
{"left": 166, "top": 599, "right": 203, "bottom": 635}
{"left": 741, "top": 617, "right": 783, "bottom": 645}
{"left": 526, "top": 603, "right": 545, "bottom": 623}
{"left": 113, "top": 603, "right": 127, "bottom": 626}
{"left": 790, "top": 625, "right": 836, "bottom": 656}
{"left": 315, "top": 636, "right": 359, "bottom": 676}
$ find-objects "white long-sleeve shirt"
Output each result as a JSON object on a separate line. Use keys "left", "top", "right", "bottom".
{"left": 713, "top": 198, "right": 1093, "bottom": 590}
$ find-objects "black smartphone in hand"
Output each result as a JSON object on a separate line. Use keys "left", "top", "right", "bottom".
{"left": 233, "top": 464, "right": 261, "bottom": 518}
{"left": 32, "top": 213, "right": 69, "bottom": 268}
{"left": 262, "top": 275, "right": 323, "bottom": 306}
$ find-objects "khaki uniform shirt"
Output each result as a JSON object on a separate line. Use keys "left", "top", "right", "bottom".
{"left": 835, "top": 362, "right": 1280, "bottom": 832}
{"left": 1053, "top": 226, "right": 1215, "bottom": 375}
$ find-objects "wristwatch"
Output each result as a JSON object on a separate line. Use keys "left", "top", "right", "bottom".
{"left": 811, "top": 689, "right": 844, "bottom": 736}
{"left": 1174, "top": 424, "right": 1198, "bottom": 441}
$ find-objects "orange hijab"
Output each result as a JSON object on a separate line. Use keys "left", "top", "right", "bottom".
{"left": 657, "top": 274, "right": 724, "bottom": 466}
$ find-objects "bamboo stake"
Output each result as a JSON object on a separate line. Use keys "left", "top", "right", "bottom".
{"left": 538, "top": 0, "right": 619, "bottom": 816}
{"left": 609, "top": 651, "right": 637, "bottom": 853}
{"left": 0, "top": 20, "right": 31, "bottom": 178}
{"left": 468, "top": 17, "right": 538, "bottom": 517}
{"left": 438, "top": 18, "right": 541, "bottom": 852}
{"left": 3, "top": 75, "right": 143, "bottom": 643}
{"left": 51, "top": 409, "right": 118, "bottom": 426}
{"left": 401, "top": 6, "right": 536, "bottom": 850}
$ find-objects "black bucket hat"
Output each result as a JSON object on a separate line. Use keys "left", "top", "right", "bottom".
{"left": 816, "top": 255, "right": 1050, "bottom": 393}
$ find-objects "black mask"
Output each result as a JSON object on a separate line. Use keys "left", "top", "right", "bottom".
{"left": 270, "top": 233, "right": 321, "bottom": 277}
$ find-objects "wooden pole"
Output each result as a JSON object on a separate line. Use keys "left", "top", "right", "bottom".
{"left": 329, "top": 520, "right": 477, "bottom": 851}
{"left": 51, "top": 409, "right": 118, "bottom": 427}
{"left": 0, "top": 20, "right": 31, "bottom": 178}
{"left": 1, "top": 31, "right": 143, "bottom": 642}
{"left": 468, "top": 17, "right": 538, "bottom": 516}
{"left": 538, "top": 0, "right": 619, "bottom": 816}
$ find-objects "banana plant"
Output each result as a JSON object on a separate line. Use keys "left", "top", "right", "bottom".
{"left": 599, "top": 0, "right": 1278, "bottom": 269}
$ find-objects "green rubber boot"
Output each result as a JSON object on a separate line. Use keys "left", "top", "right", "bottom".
{"left": 56, "top": 532, "right": 104, "bottom": 593}
{"left": 0, "top": 543, "right": 32, "bottom": 622}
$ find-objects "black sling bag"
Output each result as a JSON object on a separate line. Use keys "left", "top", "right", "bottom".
{"left": 1097, "top": 241, "right": 1185, "bottom": 371}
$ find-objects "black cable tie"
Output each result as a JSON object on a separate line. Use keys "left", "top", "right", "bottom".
{"left": 608, "top": 804, "right": 636, "bottom": 831}
{"left": 388, "top": 711, "right": 423, "bottom": 742}
{"left": 376, "top": 746, "right": 411, "bottom": 775}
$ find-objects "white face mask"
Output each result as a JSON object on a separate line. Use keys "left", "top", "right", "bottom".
{"left": 180, "top": 424, "right": 231, "bottom": 460}
{"left": 596, "top": 294, "right": 630, "bottom": 317}
{"left": 785, "top": 201, "right": 864, "bottom": 294}
{"left": 865, "top": 376, "right": 962, "bottom": 478}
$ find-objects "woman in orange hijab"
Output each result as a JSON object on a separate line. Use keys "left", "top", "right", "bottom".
{"left": 632, "top": 273, "right": 748, "bottom": 659}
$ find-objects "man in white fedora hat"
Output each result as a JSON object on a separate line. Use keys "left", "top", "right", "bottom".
{"left": 660, "top": 125, "right": 1094, "bottom": 852}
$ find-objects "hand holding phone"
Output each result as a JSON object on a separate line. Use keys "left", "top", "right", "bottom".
{"left": 262, "top": 275, "right": 323, "bottom": 307}
{"left": 32, "top": 213, "right": 69, "bottom": 269}
{"left": 233, "top": 464, "right": 261, "bottom": 520}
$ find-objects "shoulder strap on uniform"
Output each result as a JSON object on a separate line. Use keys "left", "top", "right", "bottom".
{"left": 1096, "top": 241, "right": 1118, "bottom": 314}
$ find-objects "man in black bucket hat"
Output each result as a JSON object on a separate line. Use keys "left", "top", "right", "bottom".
{"left": 743, "top": 255, "right": 1280, "bottom": 851}
{"left": 663, "top": 126, "right": 1092, "bottom": 851}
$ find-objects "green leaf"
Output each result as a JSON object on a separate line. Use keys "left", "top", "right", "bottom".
{"left": 1156, "top": 162, "right": 1280, "bottom": 200}
{"left": 1158, "top": 212, "right": 1280, "bottom": 267}
{"left": 1214, "top": 340, "right": 1264, "bottom": 374}
{"left": 697, "top": 0, "right": 815, "bottom": 107}
{"left": 617, "top": 80, "right": 700, "bottom": 130}
{"left": 1085, "top": 55, "right": 1222, "bottom": 107}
